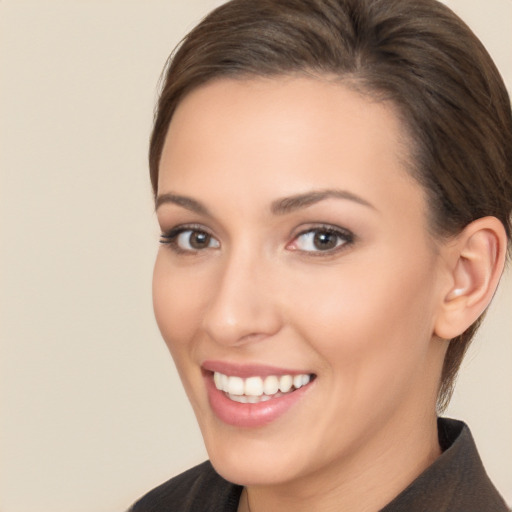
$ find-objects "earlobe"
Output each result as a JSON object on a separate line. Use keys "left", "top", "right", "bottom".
{"left": 434, "top": 217, "right": 507, "bottom": 340}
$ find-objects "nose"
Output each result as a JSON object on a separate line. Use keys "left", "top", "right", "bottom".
{"left": 201, "top": 248, "right": 282, "bottom": 347}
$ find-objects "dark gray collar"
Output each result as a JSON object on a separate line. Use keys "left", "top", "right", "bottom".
{"left": 380, "top": 418, "right": 508, "bottom": 511}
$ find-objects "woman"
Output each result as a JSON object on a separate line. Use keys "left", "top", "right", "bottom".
{"left": 130, "top": 0, "right": 511, "bottom": 510}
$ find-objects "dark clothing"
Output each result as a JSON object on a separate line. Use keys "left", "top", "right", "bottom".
{"left": 129, "top": 418, "right": 509, "bottom": 511}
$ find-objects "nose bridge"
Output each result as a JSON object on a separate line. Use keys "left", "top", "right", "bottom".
{"left": 202, "top": 241, "right": 281, "bottom": 346}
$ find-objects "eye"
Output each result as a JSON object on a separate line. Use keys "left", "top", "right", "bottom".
{"left": 160, "top": 227, "right": 220, "bottom": 253}
{"left": 288, "top": 226, "right": 353, "bottom": 253}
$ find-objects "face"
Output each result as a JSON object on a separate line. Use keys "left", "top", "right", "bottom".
{"left": 153, "top": 77, "right": 448, "bottom": 489}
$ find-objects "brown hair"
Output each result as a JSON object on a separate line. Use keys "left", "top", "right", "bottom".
{"left": 149, "top": 0, "right": 512, "bottom": 410}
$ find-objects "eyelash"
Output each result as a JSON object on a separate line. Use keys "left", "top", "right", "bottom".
{"left": 159, "top": 224, "right": 355, "bottom": 255}
{"left": 288, "top": 225, "right": 354, "bottom": 255}
{"left": 160, "top": 224, "right": 219, "bottom": 255}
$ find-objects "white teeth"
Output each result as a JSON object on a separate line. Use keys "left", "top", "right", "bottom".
{"left": 214, "top": 371, "right": 222, "bottom": 390}
{"left": 279, "top": 374, "right": 293, "bottom": 393}
{"left": 221, "top": 373, "right": 229, "bottom": 392}
{"left": 228, "top": 393, "right": 273, "bottom": 403}
{"left": 263, "top": 375, "right": 279, "bottom": 395}
{"left": 228, "top": 394, "right": 249, "bottom": 404}
{"left": 228, "top": 376, "right": 244, "bottom": 395}
{"left": 292, "top": 374, "right": 311, "bottom": 389}
{"left": 213, "top": 371, "right": 312, "bottom": 401}
{"left": 293, "top": 374, "right": 303, "bottom": 389}
{"left": 245, "top": 376, "right": 263, "bottom": 396}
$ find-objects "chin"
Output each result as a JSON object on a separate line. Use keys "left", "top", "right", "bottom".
{"left": 207, "top": 443, "right": 305, "bottom": 487}
{"left": 197, "top": 413, "right": 332, "bottom": 488}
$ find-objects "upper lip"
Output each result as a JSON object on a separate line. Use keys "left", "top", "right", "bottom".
{"left": 202, "top": 360, "right": 313, "bottom": 378}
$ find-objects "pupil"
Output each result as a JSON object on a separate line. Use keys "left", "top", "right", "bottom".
{"left": 313, "top": 231, "right": 337, "bottom": 250}
{"left": 190, "top": 231, "right": 209, "bottom": 249}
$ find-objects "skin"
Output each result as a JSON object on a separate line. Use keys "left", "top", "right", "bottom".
{"left": 153, "top": 77, "right": 454, "bottom": 512}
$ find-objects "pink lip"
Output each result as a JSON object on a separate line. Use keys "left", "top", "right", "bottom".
{"left": 202, "top": 361, "right": 315, "bottom": 428}
{"left": 202, "top": 360, "right": 310, "bottom": 378}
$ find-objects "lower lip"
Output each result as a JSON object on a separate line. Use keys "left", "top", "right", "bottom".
{"left": 205, "top": 373, "right": 313, "bottom": 428}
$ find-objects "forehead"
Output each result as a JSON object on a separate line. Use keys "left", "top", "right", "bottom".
{"left": 159, "top": 76, "right": 423, "bottom": 218}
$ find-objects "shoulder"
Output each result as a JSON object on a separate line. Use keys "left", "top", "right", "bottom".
{"left": 128, "top": 461, "right": 242, "bottom": 512}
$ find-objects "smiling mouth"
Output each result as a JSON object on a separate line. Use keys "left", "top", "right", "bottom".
{"left": 213, "top": 371, "right": 315, "bottom": 404}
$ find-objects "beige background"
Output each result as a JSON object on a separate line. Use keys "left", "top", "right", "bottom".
{"left": 0, "top": 1, "right": 510, "bottom": 511}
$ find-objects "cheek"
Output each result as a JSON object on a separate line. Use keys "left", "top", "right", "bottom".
{"left": 290, "top": 252, "right": 438, "bottom": 376}
{"left": 152, "top": 253, "right": 207, "bottom": 355}
{"left": 294, "top": 265, "right": 439, "bottom": 438}
{"left": 152, "top": 253, "right": 216, "bottom": 411}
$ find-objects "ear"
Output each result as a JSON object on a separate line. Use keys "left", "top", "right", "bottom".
{"left": 434, "top": 217, "right": 507, "bottom": 340}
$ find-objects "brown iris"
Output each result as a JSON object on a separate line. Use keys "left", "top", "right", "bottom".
{"left": 313, "top": 231, "right": 339, "bottom": 250}
{"left": 188, "top": 231, "right": 212, "bottom": 249}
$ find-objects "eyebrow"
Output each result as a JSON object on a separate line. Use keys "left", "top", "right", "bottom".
{"left": 271, "top": 189, "right": 376, "bottom": 215}
{"left": 155, "top": 193, "right": 212, "bottom": 216}
{"left": 155, "top": 188, "right": 376, "bottom": 216}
